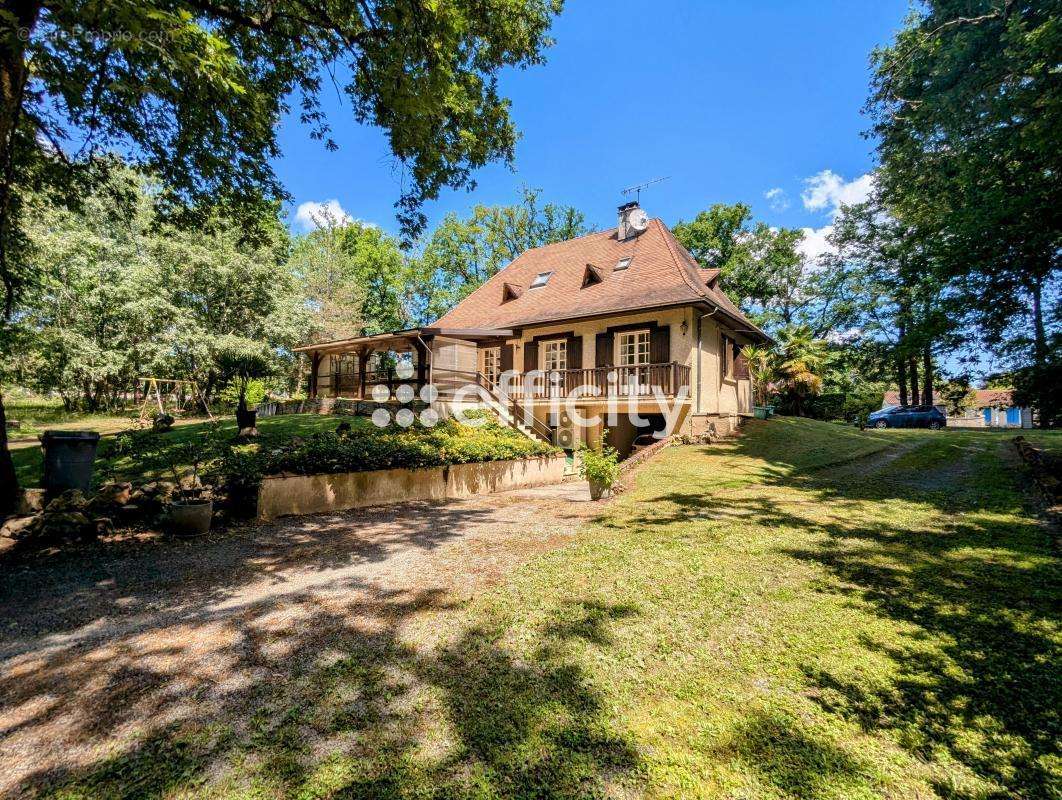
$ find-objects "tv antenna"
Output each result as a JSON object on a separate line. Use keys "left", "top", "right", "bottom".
{"left": 621, "top": 176, "right": 670, "bottom": 203}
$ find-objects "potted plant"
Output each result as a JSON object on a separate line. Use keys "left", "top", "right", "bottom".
{"left": 579, "top": 442, "right": 620, "bottom": 500}
{"left": 160, "top": 438, "right": 218, "bottom": 536}
{"left": 215, "top": 336, "right": 274, "bottom": 437}
{"left": 742, "top": 344, "right": 776, "bottom": 419}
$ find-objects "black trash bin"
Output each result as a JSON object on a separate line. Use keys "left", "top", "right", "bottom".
{"left": 40, "top": 430, "right": 101, "bottom": 494}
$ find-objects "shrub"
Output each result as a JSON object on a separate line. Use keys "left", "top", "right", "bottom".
{"left": 219, "top": 379, "right": 267, "bottom": 409}
{"left": 218, "top": 417, "right": 558, "bottom": 486}
{"left": 579, "top": 444, "right": 620, "bottom": 489}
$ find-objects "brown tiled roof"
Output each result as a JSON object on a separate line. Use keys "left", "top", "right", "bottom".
{"left": 432, "top": 219, "right": 770, "bottom": 341}
{"left": 883, "top": 389, "right": 1016, "bottom": 408}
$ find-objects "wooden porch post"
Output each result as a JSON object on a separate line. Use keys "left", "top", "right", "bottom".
{"left": 357, "top": 347, "right": 368, "bottom": 399}
{"left": 414, "top": 339, "right": 429, "bottom": 390}
{"left": 309, "top": 352, "right": 321, "bottom": 398}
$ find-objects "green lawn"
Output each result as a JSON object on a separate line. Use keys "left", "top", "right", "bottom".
{"left": 12, "top": 413, "right": 367, "bottom": 488}
{"left": 35, "top": 419, "right": 1062, "bottom": 799}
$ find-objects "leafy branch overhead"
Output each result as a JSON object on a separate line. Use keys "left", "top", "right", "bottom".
{"left": 0, "top": 0, "right": 564, "bottom": 301}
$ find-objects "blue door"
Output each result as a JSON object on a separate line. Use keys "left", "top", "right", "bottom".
{"left": 1006, "top": 407, "right": 1021, "bottom": 426}
{"left": 984, "top": 408, "right": 993, "bottom": 425}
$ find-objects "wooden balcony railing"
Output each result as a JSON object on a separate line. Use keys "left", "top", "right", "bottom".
{"left": 505, "top": 363, "right": 691, "bottom": 401}
{"left": 316, "top": 363, "right": 691, "bottom": 401}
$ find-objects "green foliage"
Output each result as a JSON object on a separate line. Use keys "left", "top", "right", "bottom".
{"left": 673, "top": 203, "right": 858, "bottom": 336}
{"left": 740, "top": 344, "right": 775, "bottom": 407}
{"left": 868, "top": 0, "right": 1059, "bottom": 422}
{"left": 288, "top": 216, "right": 414, "bottom": 341}
{"left": 410, "top": 186, "right": 589, "bottom": 322}
{"left": 218, "top": 379, "right": 267, "bottom": 410}
{"left": 938, "top": 377, "right": 978, "bottom": 417}
{"left": 578, "top": 443, "right": 620, "bottom": 488}
{"left": 13, "top": 169, "right": 308, "bottom": 410}
{"left": 772, "top": 325, "right": 828, "bottom": 416}
{"left": 222, "top": 416, "right": 557, "bottom": 486}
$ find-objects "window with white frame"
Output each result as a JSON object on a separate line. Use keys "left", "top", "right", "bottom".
{"left": 482, "top": 346, "right": 501, "bottom": 386}
{"left": 542, "top": 339, "right": 567, "bottom": 372}
{"left": 616, "top": 330, "right": 651, "bottom": 366}
{"left": 616, "top": 330, "right": 651, "bottom": 394}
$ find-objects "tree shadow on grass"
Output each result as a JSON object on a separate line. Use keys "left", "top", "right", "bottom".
{"left": 8, "top": 590, "right": 642, "bottom": 799}
{"left": 0, "top": 500, "right": 503, "bottom": 652}
{"left": 710, "top": 708, "right": 873, "bottom": 800}
{"left": 618, "top": 434, "right": 1060, "bottom": 797}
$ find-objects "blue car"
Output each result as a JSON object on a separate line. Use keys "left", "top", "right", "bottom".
{"left": 867, "top": 404, "right": 946, "bottom": 429}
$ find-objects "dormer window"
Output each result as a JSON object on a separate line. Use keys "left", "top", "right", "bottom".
{"left": 530, "top": 271, "right": 553, "bottom": 288}
{"left": 501, "top": 282, "right": 523, "bottom": 303}
{"left": 614, "top": 257, "right": 631, "bottom": 271}
{"left": 581, "top": 264, "right": 603, "bottom": 288}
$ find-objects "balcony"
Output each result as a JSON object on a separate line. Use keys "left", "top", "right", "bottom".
{"left": 317, "top": 363, "right": 691, "bottom": 402}
{"left": 494, "top": 363, "right": 691, "bottom": 401}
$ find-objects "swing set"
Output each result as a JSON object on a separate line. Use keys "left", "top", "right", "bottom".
{"left": 136, "top": 377, "right": 214, "bottom": 423}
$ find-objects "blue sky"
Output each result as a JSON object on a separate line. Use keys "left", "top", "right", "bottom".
{"left": 275, "top": 0, "right": 909, "bottom": 260}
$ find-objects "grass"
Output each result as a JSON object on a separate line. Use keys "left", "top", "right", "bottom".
{"left": 29, "top": 418, "right": 1062, "bottom": 798}
{"left": 11, "top": 413, "right": 369, "bottom": 488}
{"left": 5, "top": 394, "right": 143, "bottom": 440}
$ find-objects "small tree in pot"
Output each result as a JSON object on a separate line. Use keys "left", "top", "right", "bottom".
{"left": 215, "top": 336, "right": 275, "bottom": 437}
{"left": 579, "top": 441, "right": 620, "bottom": 500}
{"left": 160, "top": 438, "right": 219, "bottom": 536}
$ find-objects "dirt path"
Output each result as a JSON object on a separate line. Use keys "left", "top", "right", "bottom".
{"left": 0, "top": 481, "right": 595, "bottom": 797}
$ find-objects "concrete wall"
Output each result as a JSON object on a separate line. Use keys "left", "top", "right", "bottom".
{"left": 256, "top": 455, "right": 567, "bottom": 521}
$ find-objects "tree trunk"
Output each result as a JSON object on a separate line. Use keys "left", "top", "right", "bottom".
{"left": 921, "top": 344, "right": 934, "bottom": 407}
{"left": 0, "top": 1, "right": 45, "bottom": 513}
{"left": 1031, "top": 277, "right": 1046, "bottom": 367}
{"left": 897, "top": 353, "right": 908, "bottom": 407}
{"left": 0, "top": 392, "right": 16, "bottom": 515}
{"left": 908, "top": 358, "right": 919, "bottom": 407}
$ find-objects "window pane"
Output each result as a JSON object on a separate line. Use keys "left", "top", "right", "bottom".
{"left": 617, "top": 330, "right": 650, "bottom": 365}
{"left": 530, "top": 271, "right": 553, "bottom": 288}
{"left": 483, "top": 347, "right": 500, "bottom": 385}
{"left": 543, "top": 340, "right": 567, "bottom": 371}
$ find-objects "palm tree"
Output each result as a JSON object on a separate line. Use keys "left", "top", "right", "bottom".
{"left": 774, "top": 325, "right": 827, "bottom": 417}
{"left": 740, "top": 344, "right": 776, "bottom": 407}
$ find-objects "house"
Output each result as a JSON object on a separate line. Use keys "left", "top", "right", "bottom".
{"left": 296, "top": 202, "right": 772, "bottom": 456}
{"left": 881, "top": 389, "right": 1033, "bottom": 429}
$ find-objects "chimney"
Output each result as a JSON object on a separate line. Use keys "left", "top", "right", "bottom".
{"left": 617, "top": 201, "right": 640, "bottom": 241}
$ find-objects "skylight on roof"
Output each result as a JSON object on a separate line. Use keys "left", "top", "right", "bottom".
{"left": 530, "top": 271, "right": 553, "bottom": 288}
{"left": 614, "top": 257, "right": 631, "bottom": 271}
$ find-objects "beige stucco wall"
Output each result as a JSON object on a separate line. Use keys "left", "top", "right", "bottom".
{"left": 502, "top": 306, "right": 695, "bottom": 372}
{"left": 257, "top": 455, "right": 567, "bottom": 521}
{"left": 693, "top": 312, "right": 755, "bottom": 417}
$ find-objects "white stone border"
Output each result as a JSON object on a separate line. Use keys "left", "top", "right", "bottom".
{"left": 256, "top": 455, "right": 568, "bottom": 521}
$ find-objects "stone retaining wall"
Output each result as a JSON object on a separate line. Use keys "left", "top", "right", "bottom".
{"left": 256, "top": 455, "right": 567, "bottom": 521}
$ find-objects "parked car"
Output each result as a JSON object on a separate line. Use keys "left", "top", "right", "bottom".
{"left": 867, "top": 405, "right": 946, "bottom": 430}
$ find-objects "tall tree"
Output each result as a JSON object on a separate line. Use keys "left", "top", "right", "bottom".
{"left": 673, "top": 203, "right": 858, "bottom": 336}
{"left": 0, "top": 0, "right": 562, "bottom": 511}
{"left": 869, "top": 0, "right": 1060, "bottom": 424}
{"left": 16, "top": 167, "right": 308, "bottom": 409}
{"left": 827, "top": 191, "right": 959, "bottom": 408}
{"left": 412, "top": 186, "right": 588, "bottom": 322}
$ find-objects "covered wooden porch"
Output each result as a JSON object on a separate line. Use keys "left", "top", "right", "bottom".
{"left": 295, "top": 328, "right": 513, "bottom": 401}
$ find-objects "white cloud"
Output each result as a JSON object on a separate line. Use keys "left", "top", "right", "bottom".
{"left": 293, "top": 199, "right": 354, "bottom": 231}
{"left": 826, "top": 326, "right": 863, "bottom": 344}
{"left": 798, "top": 224, "right": 834, "bottom": 265}
{"left": 764, "top": 187, "right": 790, "bottom": 212}
{"left": 801, "top": 170, "right": 875, "bottom": 218}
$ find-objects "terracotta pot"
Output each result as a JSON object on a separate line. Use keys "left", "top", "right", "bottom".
{"left": 167, "top": 498, "right": 213, "bottom": 537}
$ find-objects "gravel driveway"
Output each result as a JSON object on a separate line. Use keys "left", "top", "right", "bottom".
{"left": 0, "top": 481, "right": 594, "bottom": 797}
